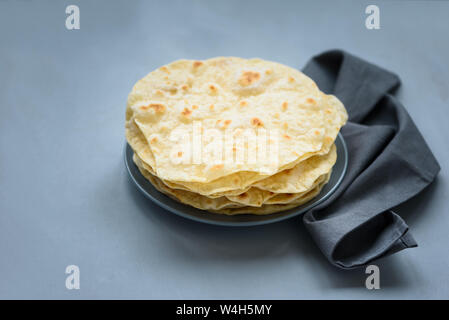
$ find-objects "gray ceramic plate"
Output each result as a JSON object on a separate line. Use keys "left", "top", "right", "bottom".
{"left": 125, "top": 133, "right": 348, "bottom": 226}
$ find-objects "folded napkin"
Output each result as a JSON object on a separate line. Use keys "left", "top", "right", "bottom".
{"left": 302, "top": 50, "right": 440, "bottom": 269}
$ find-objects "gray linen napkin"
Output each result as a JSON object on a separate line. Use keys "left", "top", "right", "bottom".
{"left": 302, "top": 50, "right": 440, "bottom": 269}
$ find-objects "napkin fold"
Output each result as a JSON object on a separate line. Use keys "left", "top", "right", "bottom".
{"left": 302, "top": 50, "right": 440, "bottom": 269}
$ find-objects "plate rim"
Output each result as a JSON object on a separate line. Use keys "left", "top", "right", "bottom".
{"left": 124, "top": 133, "right": 348, "bottom": 227}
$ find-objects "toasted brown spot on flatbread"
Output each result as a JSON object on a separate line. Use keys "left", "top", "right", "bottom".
{"left": 193, "top": 61, "right": 203, "bottom": 68}
{"left": 160, "top": 66, "right": 170, "bottom": 74}
{"left": 283, "top": 134, "right": 291, "bottom": 139}
{"left": 140, "top": 103, "right": 166, "bottom": 113}
{"left": 282, "top": 102, "right": 288, "bottom": 111}
{"left": 251, "top": 117, "right": 264, "bottom": 127}
{"left": 238, "top": 71, "right": 261, "bottom": 86}
{"left": 306, "top": 98, "right": 316, "bottom": 104}
{"left": 181, "top": 107, "right": 192, "bottom": 116}
{"left": 239, "top": 100, "right": 248, "bottom": 107}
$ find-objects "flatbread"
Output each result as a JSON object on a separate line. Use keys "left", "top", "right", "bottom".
{"left": 133, "top": 153, "right": 331, "bottom": 212}
{"left": 134, "top": 144, "right": 336, "bottom": 206}
{"left": 126, "top": 57, "right": 347, "bottom": 189}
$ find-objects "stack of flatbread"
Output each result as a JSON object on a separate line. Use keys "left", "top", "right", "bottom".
{"left": 126, "top": 57, "right": 347, "bottom": 215}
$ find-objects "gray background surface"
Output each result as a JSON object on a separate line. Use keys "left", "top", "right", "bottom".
{"left": 0, "top": 0, "right": 448, "bottom": 299}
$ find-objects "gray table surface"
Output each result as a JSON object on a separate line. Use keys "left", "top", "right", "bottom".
{"left": 1, "top": 0, "right": 448, "bottom": 299}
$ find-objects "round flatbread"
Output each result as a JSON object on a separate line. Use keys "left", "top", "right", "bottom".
{"left": 126, "top": 57, "right": 347, "bottom": 189}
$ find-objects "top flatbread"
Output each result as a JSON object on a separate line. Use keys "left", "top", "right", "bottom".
{"left": 126, "top": 57, "right": 347, "bottom": 187}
